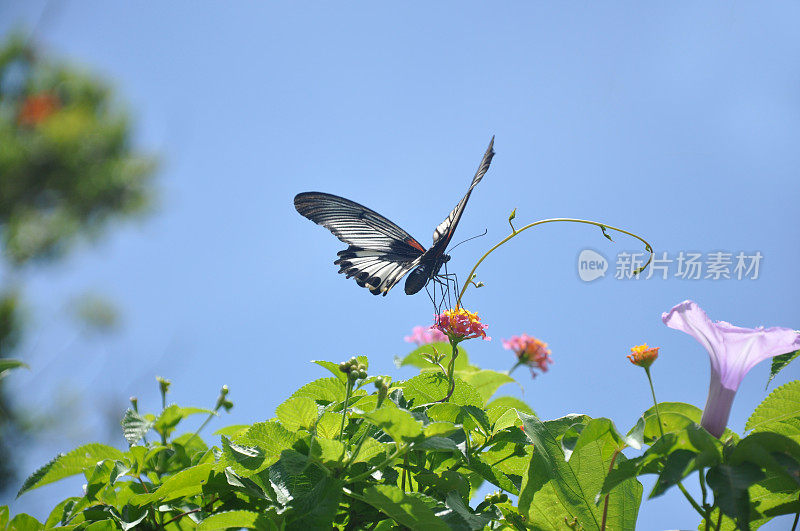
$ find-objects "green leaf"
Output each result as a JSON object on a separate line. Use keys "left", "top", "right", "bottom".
{"left": 313, "top": 356, "right": 369, "bottom": 383}
{"left": 445, "top": 490, "right": 494, "bottom": 530}
{"left": 707, "top": 463, "right": 766, "bottom": 528}
{"left": 312, "top": 360, "right": 349, "bottom": 383}
{"left": 17, "top": 443, "right": 125, "bottom": 497}
{"left": 0, "top": 358, "right": 28, "bottom": 379}
{"left": 729, "top": 431, "right": 800, "bottom": 485}
{"left": 291, "top": 377, "right": 347, "bottom": 404}
{"left": 767, "top": 350, "right": 800, "bottom": 389}
{"left": 600, "top": 424, "right": 723, "bottom": 500}
{"left": 315, "top": 411, "right": 342, "bottom": 439}
{"left": 486, "top": 396, "right": 534, "bottom": 415}
{"left": 7, "top": 513, "right": 44, "bottom": 531}
{"left": 120, "top": 409, "right": 154, "bottom": 445}
{"left": 456, "top": 369, "right": 514, "bottom": 405}
{"left": 213, "top": 424, "right": 249, "bottom": 437}
{"left": 216, "top": 422, "right": 299, "bottom": 477}
{"left": 638, "top": 402, "right": 739, "bottom": 443}
{"left": 132, "top": 462, "right": 214, "bottom": 504}
{"left": 396, "top": 342, "right": 471, "bottom": 371}
{"left": 423, "top": 421, "right": 460, "bottom": 438}
{"left": 746, "top": 380, "right": 800, "bottom": 443}
{"left": 153, "top": 405, "right": 214, "bottom": 439}
{"left": 0, "top": 505, "right": 7, "bottom": 528}
{"left": 402, "top": 373, "right": 482, "bottom": 407}
{"left": 518, "top": 413, "right": 641, "bottom": 531}
{"left": 270, "top": 459, "right": 342, "bottom": 527}
{"left": 364, "top": 408, "right": 423, "bottom": 442}
{"left": 359, "top": 484, "right": 450, "bottom": 530}
{"left": 467, "top": 456, "right": 520, "bottom": 495}
{"left": 197, "top": 510, "right": 277, "bottom": 530}
{"left": 275, "top": 396, "right": 318, "bottom": 431}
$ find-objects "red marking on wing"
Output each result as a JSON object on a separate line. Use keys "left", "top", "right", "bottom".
{"left": 406, "top": 238, "right": 426, "bottom": 252}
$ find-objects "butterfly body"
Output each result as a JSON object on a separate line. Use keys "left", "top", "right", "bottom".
{"left": 294, "top": 138, "right": 494, "bottom": 296}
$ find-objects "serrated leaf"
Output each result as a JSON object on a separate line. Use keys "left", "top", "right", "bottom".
{"left": 7, "top": 513, "right": 44, "bottom": 530}
{"left": 767, "top": 350, "right": 800, "bottom": 389}
{"left": 395, "top": 343, "right": 472, "bottom": 371}
{"left": 131, "top": 462, "right": 214, "bottom": 505}
{"left": 312, "top": 356, "right": 368, "bottom": 383}
{"left": 746, "top": 380, "right": 800, "bottom": 443}
{"left": 351, "top": 437, "right": 389, "bottom": 464}
{"left": 423, "top": 421, "right": 460, "bottom": 438}
{"left": 402, "top": 373, "right": 482, "bottom": 407}
{"left": 45, "top": 497, "right": 82, "bottom": 528}
{"left": 445, "top": 490, "right": 494, "bottom": 530}
{"left": 121, "top": 409, "right": 154, "bottom": 445}
{"left": 486, "top": 396, "right": 534, "bottom": 415}
{"left": 17, "top": 444, "right": 125, "bottom": 497}
{"left": 315, "top": 411, "right": 342, "bottom": 439}
{"left": 456, "top": 369, "right": 514, "bottom": 405}
{"left": 154, "top": 405, "right": 214, "bottom": 439}
{"left": 468, "top": 457, "right": 519, "bottom": 495}
{"left": 312, "top": 360, "right": 349, "bottom": 383}
{"left": 275, "top": 396, "right": 317, "bottom": 431}
{"left": 269, "top": 460, "right": 342, "bottom": 527}
{"left": 364, "top": 408, "right": 423, "bottom": 442}
{"left": 291, "top": 377, "right": 347, "bottom": 404}
{"left": 360, "top": 484, "right": 450, "bottom": 530}
{"left": 213, "top": 424, "right": 249, "bottom": 437}
{"left": 216, "top": 422, "right": 299, "bottom": 477}
{"left": 197, "top": 510, "right": 277, "bottom": 530}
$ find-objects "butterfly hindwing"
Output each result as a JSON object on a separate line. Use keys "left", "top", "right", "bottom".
{"left": 294, "top": 192, "right": 426, "bottom": 295}
{"left": 294, "top": 137, "right": 495, "bottom": 297}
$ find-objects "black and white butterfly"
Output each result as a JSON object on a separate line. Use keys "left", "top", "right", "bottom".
{"left": 294, "top": 137, "right": 494, "bottom": 296}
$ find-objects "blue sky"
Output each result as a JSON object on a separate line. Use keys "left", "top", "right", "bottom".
{"left": 2, "top": 2, "right": 799, "bottom": 528}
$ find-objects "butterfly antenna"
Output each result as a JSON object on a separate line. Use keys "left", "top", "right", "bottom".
{"left": 447, "top": 228, "right": 488, "bottom": 254}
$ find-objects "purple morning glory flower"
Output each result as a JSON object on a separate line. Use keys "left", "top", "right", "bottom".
{"left": 662, "top": 300, "right": 800, "bottom": 438}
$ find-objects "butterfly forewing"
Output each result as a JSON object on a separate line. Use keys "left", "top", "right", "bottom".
{"left": 294, "top": 137, "right": 495, "bottom": 297}
{"left": 294, "top": 192, "right": 426, "bottom": 295}
{"left": 432, "top": 136, "right": 495, "bottom": 248}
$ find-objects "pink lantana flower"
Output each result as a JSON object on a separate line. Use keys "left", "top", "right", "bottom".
{"left": 662, "top": 300, "right": 800, "bottom": 438}
{"left": 433, "top": 307, "right": 490, "bottom": 343}
{"left": 503, "top": 334, "right": 552, "bottom": 376}
{"left": 404, "top": 325, "right": 448, "bottom": 346}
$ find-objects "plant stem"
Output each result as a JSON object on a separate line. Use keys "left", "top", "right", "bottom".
{"left": 456, "top": 218, "right": 653, "bottom": 306}
{"left": 699, "top": 467, "right": 711, "bottom": 531}
{"left": 339, "top": 378, "right": 354, "bottom": 441}
{"left": 677, "top": 482, "right": 706, "bottom": 517}
{"left": 644, "top": 367, "right": 665, "bottom": 438}
{"left": 437, "top": 342, "right": 459, "bottom": 403}
{"left": 645, "top": 366, "right": 705, "bottom": 520}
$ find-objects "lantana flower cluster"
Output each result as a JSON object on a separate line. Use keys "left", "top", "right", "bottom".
{"left": 404, "top": 325, "right": 448, "bottom": 346}
{"left": 503, "top": 334, "right": 552, "bottom": 376}
{"left": 433, "top": 307, "right": 490, "bottom": 343}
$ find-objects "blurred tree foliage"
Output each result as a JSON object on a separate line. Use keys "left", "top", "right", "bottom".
{"left": 0, "top": 33, "right": 157, "bottom": 492}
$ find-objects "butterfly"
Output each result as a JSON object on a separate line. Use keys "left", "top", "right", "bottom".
{"left": 294, "top": 137, "right": 494, "bottom": 296}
